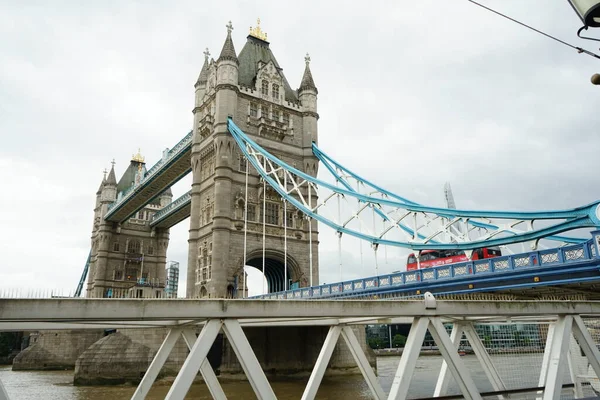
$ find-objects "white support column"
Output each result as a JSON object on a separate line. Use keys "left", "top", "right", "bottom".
{"left": 222, "top": 319, "right": 276, "bottom": 399}
{"left": 341, "top": 326, "right": 386, "bottom": 400}
{"left": 572, "top": 316, "right": 600, "bottom": 387}
{"left": 538, "top": 321, "right": 556, "bottom": 398}
{"left": 434, "top": 322, "right": 463, "bottom": 397}
{"left": 543, "top": 315, "right": 573, "bottom": 400}
{"left": 181, "top": 329, "right": 227, "bottom": 400}
{"left": 165, "top": 319, "right": 223, "bottom": 400}
{"left": 388, "top": 317, "right": 430, "bottom": 400}
{"left": 428, "top": 317, "right": 481, "bottom": 400}
{"left": 132, "top": 327, "right": 182, "bottom": 400}
{"left": 0, "top": 377, "right": 9, "bottom": 400}
{"left": 301, "top": 325, "right": 342, "bottom": 400}
{"left": 462, "top": 322, "right": 506, "bottom": 396}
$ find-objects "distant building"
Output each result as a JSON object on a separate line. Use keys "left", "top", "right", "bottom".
{"left": 165, "top": 261, "right": 179, "bottom": 298}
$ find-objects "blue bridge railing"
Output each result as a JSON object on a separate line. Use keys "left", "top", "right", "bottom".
{"left": 253, "top": 239, "right": 598, "bottom": 300}
{"left": 105, "top": 131, "right": 193, "bottom": 217}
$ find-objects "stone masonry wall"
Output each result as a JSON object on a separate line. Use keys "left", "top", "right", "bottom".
{"left": 13, "top": 330, "right": 105, "bottom": 371}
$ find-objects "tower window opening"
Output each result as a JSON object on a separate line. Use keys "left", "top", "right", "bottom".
{"left": 262, "top": 202, "right": 280, "bottom": 225}
{"left": 247, "top": 204, "right": 256, "bottom": 222}
{"left": 261, "top": 80, "right": 269, "bottom": 96}
{"left": 283, "top": 113, "right": 289, "bottom": 125}
{"left": 239, "top": 154, "right": 247, "bottom": 171}
{"left": 250, "top": 102, "right": 257, "bottom": 117}
{"left": 128, "top": 240, "right": 141, "bottom": 254}
{"left": 272, "top": 109, "right": 280, "bottom": 122}
{"left": 148, "top": 246, "right": 154, "bottom": 255}
{"left": 286, "top": 210, "right": 294, "bottom": 228}
{"left": 113, "top": 242, "right": 120, "bottom": 252}
{"left": 272, "top": 84, "right": 279, "bottom": 101}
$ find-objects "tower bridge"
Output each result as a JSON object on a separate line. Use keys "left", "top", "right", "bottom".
{"left": 4, "top": 18, "right": 600, "bottom": 400}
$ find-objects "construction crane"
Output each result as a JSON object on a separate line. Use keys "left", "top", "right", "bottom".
{"left": 74, "top": 251, "right": 91, "bottom": 297}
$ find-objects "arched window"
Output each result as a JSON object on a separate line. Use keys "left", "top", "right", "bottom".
{"left": 128, "top": 240, "right": 141, "bottom": 254}
{"left": 261, "top": 80, "right": 269, "bottom": 96}
{"left": 226, "top": 285, "right": 235, "bottom": 299}
{"left": 272, "top": 84, "right": 279, "bottom": 101}
{"left": 200, "top": 286, "right": 208, "bottom": 298}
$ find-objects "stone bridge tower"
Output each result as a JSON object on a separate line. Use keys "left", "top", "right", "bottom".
{"left": 87, "top": 153, "right": 172, "bottom": 298}
{"left": 188, "top": 20, "right": 319, "bottom": 298}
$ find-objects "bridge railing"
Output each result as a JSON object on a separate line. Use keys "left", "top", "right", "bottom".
{"left": 106, "top": 131, "right": 193, "bottom": 215}
{"left": 150, "top": 190, "right": 191, "bottom": 225}
{"left": 256, "top": 239, "right": 597, "bottom": 300}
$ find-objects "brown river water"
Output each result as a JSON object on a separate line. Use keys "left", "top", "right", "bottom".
{"left": 0, "top": 354, "right": 573, "bottom": 399}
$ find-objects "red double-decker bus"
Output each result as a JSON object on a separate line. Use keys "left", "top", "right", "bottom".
{"left": 406, "top": 248, "right": 502, "bottom": 271}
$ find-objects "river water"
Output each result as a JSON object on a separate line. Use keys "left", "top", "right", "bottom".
{"left": 0, "top": 354, "right": 577, "bottom": 399}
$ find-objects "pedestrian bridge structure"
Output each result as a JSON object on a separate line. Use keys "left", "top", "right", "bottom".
{"left": 1, "top": 297, "right": 600, "bottom": 400}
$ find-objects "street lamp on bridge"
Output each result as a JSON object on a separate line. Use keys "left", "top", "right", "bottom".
{"left": 568, "top": 1, "right": 600, "bottom": 84}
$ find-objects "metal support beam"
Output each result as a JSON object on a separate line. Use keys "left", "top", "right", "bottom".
{"left": 222, "top": 319, "right": 276, "bottom": 400}
{"left": 572, "top": 315, "right": 600, "bottom": 390}
{"left": 340, "top": 326, "right": 386, "bottom": 400}
{"left": 537, "top": 321, "right": 555, "bottom": 400}
{"left": 542, "top": 315, "right": 573, "bottom": 400}
{"left": 428, "top": 317, "right": 482, "bottom": 400}
{"left": 388, "top": 317, "right": 430, "bottom": 400}
{"left": 0, "top": 377, "right": 9, "bottom": 400}
{"left": 181, "top": 329, "right": 227, "bottom": 400}
{"left": 301, "top": 325, "right": 342, "bottom": 400}
{"left": 165, "top": 319, "right": 223, "bottom": 400}
{"left": 462, "top": 322, "right": 506, "bottom": 396}
{"left": 132, "top": 328, "right": 182, "bottom": 400}
{"left": 434, "top": 322, "right": 463, "bottom": 397}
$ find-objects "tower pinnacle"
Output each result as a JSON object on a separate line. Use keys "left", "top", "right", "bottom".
{"left": 218, "top": 21, "right": 238, "bottom": 64}
{"left": 249, "top": 18, "right": 268, "bottom": 41}
{"left": 299, "top": 53, "right": 318, "bottom": 94}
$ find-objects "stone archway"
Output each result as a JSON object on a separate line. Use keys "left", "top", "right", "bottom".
{"left": 235, "top": 249, "right": 302, "bottom": 294}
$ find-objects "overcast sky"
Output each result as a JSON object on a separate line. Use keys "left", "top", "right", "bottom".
{"left": 1, "top": 1, "right": 599, "bottom": 296}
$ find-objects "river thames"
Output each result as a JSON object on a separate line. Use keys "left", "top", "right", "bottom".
{"left": 0, "top": 354, "right": 577, "bottom": 399}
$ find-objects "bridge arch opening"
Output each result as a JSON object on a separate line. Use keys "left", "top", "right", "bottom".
{"left": 239, "top": 249, "right": 302, "bottom": 295}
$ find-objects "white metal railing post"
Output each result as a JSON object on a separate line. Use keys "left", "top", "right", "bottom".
{"left": 388, "top": 317, "right": 430, "bottom": 400}
{"left": 132, "top": 328, "right": 182, "bottom": 400}
{"left": 542, "top": 315, "right": 574, "bottom": 400}
{"left": 434, "top": 322, "right": 464, "bottom": 397}
{"left": 222, "top": 319, "right": 276, "bottom": 399}
{"left": 165, "top": 320, "right": 223, "bottom": 400}
{"left": 302, "top": 325, "right": 342, "bottom": 400}
{"left": 340, "top": 326, "right": 386, "bottom": 399}
{"left": 0, "top": 376, "right": 9, "bottom": 400}
{"left": 180, "top": 329, "right": 226, "bottom": 400}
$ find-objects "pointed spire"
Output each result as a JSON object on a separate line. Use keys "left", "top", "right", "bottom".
{"left": 196, "top": 48, "right": 210, "bottom": 86}
{"left": 299, "top": 53, "right": 318, "bottom": 94}
{"left": 96, "top": 169, "right": 107, "bottom": 195}
{"left": 106, "top": 159, "right": 117, "bottom": 186}
{"left": 218, "top": 21, "right": 239, "bottom": 64}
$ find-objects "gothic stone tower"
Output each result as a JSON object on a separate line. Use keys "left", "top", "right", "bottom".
{"left": 187, "top": 21, "right": 319, "bottom": 298}
{"left": 87, "top": 153, "right": 172, "bottom": 298}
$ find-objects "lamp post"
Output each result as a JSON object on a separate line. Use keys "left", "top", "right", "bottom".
{"left": 568, "top": 0, "right": 600, "bottom": 27}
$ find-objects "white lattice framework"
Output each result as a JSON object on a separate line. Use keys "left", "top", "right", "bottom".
{"left": 228, "top": 119, "right": 600, "bottom": 255}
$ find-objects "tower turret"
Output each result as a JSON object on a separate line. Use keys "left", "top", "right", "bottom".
{"left": 102, "top": 161, "right": 118, "bottom": 203}
{"left": 195, "top": 49, "right": 210, "bottom": 108}
{"left": 298, "top": 53, "right": 319, "bottom": 150}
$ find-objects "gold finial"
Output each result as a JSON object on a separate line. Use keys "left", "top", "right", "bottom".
{"left": 249, "top": 18, "right": 268, "bottom": 41}
{"left": 131, "top": 148, "right": 145, "bottom": 163}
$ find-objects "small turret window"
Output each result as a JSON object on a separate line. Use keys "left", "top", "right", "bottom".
{"left": 272, "top": 84, "right": 279, "bottom": 101}
{"left": 272, "top": 109, "right": 280, "bottom": 121}
{"left": 249, "top": 102, "right": 257, "bottom": 117}
{"left": 283, "top": 113, "right": 290, "bottom": 125}
{"left": 113, "top": 242, "right": 120, "bottom": 252}
{"left": 261, "top": 80, "right": 269, "bottom": 96}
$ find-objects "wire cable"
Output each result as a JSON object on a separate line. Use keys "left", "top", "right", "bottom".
{"left": 467, "top": 0, "right": 600, "bottom": 60}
